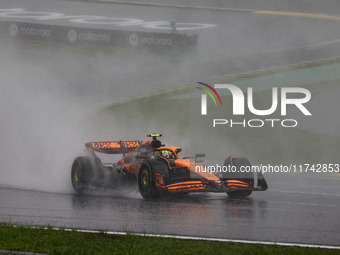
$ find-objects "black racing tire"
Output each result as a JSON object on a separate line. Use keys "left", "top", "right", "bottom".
{"left": 226, "top": 190, "right": 252, "bottom": 198}
{"left": 138, "top": 160, "right": 169, "bottom": 199}
{"left": 223, "top": 156, "right": 253, "bottom": 179}
{"left": 138, "top": 163, "right": 159, "bottom": 199}
{"left": 71, "top": 156, "right": 99, "bottom": 194}
{"left": 224, "top": 156, "right": 253, "bottom": 198}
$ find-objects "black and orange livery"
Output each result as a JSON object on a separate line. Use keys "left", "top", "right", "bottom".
{"left": 71, "top": 134, "right": 268, "bottom": 199}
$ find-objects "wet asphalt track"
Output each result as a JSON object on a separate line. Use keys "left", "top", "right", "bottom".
{"left": 0, "top": 174, "right": 340, "bottom": 246}
{"left": 1, "top": 0, "right": 340, "bottom": 247}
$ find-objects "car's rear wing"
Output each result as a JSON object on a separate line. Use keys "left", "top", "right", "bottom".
{"left": 85, "top": 141, "right": 142, "bottom": 154}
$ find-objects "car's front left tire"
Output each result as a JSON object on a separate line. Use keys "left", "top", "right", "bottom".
{"left": 138, "top": 163, "right": 159, "bottom": 199}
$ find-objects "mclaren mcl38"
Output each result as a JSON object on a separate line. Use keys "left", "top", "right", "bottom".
{"left": 71, "top": 134, "right": 268, "bottom": 199}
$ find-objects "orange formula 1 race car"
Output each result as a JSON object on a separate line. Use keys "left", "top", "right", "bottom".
{"left": 71, "top": 134, "right": 268, "bottom": 199}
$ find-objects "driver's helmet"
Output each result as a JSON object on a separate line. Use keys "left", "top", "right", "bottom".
{"left": 161, "top": 150, "right": 170, "bottom": 158}
{"left": 155, "top": 150, "right": 170, "bottom": 158}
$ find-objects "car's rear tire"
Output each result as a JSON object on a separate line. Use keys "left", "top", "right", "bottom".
{"left": 226, "top": 190, "right": 252, "bottom": 198}
{"left": 71, "top": 156, "right": 99, "bottom": 194}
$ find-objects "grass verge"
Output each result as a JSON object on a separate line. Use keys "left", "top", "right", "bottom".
{"left": 0, "top": 224, "right": 338, "bottom": 255}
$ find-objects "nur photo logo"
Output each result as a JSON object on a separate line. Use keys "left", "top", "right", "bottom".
{"left": 197, "top": 83, "right": 312, "bottom": 128}
{"left": 196, "top": 82, "right": 223, "bottom": 115}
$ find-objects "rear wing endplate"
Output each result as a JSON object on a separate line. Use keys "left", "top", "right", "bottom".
{"left": 85, "top": 141, "right": 142, "bottom": 154}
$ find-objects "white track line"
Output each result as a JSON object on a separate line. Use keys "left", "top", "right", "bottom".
{"left": 12, "top": 225, "right": 340, "bottom": 249}
{"left": 51, "top": 227, "right": 340, "bottom": 250}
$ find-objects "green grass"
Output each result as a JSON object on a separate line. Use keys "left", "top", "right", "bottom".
{"left": 0, "top": 224, "right": 338, "bottom": 255}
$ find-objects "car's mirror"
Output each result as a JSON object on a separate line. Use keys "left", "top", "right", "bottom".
{"left": 195, "top": 154, "right": 205, "bottom": 162}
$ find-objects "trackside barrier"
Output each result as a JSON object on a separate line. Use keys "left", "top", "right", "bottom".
{"left": 0, "top": 21, "right": 197, "bottom": 52}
